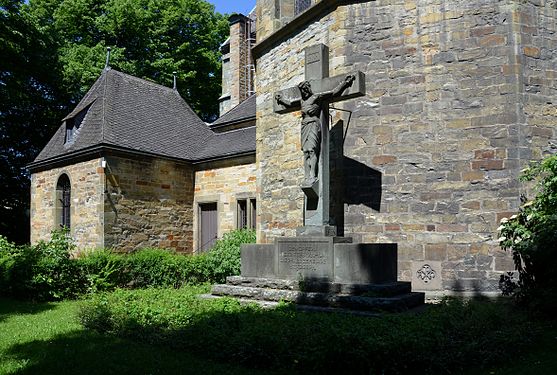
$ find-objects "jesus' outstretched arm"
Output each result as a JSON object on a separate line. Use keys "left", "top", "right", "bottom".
{"left": 318, "top": 74, "right": 356, "bottom": 101}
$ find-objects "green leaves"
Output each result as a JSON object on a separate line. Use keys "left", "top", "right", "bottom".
{"left": 1, "top": 0, "right": 228, "bottom": 243}
{"left": 498, "top": 154, "right": 557, "bottom": 310}
{"left": 37, "top": 0, "right": 228, "bottom": 120}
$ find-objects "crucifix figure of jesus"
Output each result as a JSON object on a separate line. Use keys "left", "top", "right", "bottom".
{"left": 275, "top": 75, "right": 356, "bottom": 186}
{"left": 273, "top": 44, "right": 366, "bottom": 232}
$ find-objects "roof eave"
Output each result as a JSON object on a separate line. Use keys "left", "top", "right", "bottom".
{"left": 210, "top": 115, "right": 256, "bottom": 129}
{"left": 28, "top": 144, "right": 256, "bottom": 173}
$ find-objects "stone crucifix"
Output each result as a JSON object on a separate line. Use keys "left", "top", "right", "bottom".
{"left": 274, "top": 44, "right": 366, "bottom": 235}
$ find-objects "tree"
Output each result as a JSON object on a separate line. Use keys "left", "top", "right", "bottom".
{"left": 0, "top": 0, "right": 228, "bottom": 243}
{"left": 28, "top": 0, "right": 229, "bottom": 120}
{"left": 0, "top": 0, "right": 69, "bottom": 244}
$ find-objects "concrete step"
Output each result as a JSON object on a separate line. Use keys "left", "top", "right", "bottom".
{"left": 225, "top": 276, "right": 412, "bottom": 296}
{"left": 211, "top": 284, "right": 425, "bottom": 312}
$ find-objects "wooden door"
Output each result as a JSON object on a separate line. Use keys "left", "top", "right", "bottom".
{"left": 199, "top": 202, "right": 217, "bottom": 252}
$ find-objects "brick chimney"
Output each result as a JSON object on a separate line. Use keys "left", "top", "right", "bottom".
{"left": 219, "top": 13, "right": 255, "bottom": 116}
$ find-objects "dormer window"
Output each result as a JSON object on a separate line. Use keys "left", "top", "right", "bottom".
{"left": 64, "top": 106, "right": 89, "bottom": 144}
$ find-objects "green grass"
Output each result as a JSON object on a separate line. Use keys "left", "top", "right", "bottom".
{"left": 78, "top": 288, "right": 554, "bottom": 374}
{"left": 2, "top": 292, "right": 556, "bottom": 375}
{"left": 471, "top": 321, "right": 557, "bottom": 375}
{"left": 0, "top": 297, "right": 280, "bottom": 375}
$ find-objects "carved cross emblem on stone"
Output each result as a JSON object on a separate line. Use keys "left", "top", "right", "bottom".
{"left": 273, "top": 44, "right": 366, "bottom": 235}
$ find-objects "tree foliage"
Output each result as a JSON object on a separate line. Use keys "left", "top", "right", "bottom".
{"left": 0, "top": 0, "right": 69, "bottom": 243}
{"left": 0, "top": 0, "right": 228, "bottom": 243}
{"left": 28, "top": 0, "right": 228, "bottom": 119}
{"left": 498, "top": 154, "right": 557, "bottom": 311}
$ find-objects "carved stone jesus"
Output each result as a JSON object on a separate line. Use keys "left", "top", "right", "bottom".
{"left": 275, "top": 74, "right": 355, "bottom": 186}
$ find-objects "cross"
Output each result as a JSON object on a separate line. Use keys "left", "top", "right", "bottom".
{"left": 273, "top": 44, "right": 366, "bottom": 235}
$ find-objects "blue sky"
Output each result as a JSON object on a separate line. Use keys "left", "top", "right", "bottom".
{"left": 209, "top": 0, "right": 255, "bottom": 15}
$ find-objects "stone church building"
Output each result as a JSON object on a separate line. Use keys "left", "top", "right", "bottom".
{"left": 29, "top": 0, "right": 557, "bottom": 294}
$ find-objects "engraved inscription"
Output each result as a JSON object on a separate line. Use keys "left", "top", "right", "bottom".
{"left": 277, "top": 239, "right": 333, "bottom": 278}
{"left": 306, "top": 51, "right": 321, "bottom": 65}
{"left": 280, "top": 243, "right": 327, "bottom": 271}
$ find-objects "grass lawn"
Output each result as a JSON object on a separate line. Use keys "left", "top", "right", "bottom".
{"left": 0, "top": 298, "right": 279, "bottom": 375}
{"left": 474, "top": 320, "right": 557, "bottom": 375}
{"left": 1, "top": 294, "right": 556, "bottom": 375}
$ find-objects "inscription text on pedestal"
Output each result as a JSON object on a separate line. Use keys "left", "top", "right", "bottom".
{"left": 277, "top": 238, "right": 333, "bottom": 279}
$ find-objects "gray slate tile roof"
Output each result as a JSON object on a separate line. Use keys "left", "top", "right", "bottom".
{"left": 211, "top": 94, "right": 256, "bottom": 127}
{"left": 33, "top": 69, "right": 255, "bottom": 166}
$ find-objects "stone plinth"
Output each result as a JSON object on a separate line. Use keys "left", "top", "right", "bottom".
{"left": 241, "top": 237, "right": 397, "bottom": 284}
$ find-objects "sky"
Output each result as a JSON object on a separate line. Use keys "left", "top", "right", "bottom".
{"left": 209, "top": 0, "right": 256, "bottom": 15}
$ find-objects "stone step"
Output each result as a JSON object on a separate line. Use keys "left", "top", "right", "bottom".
{"left": 211, "top": 284, "right": 425, "bottom": 312}
{"left": 225, "top": 276, "right": 412, "bottom": 296}
{"left": 200, "top": 294, "right": 382, "bottom": 316}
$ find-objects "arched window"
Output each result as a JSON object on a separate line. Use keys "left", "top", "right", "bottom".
{"left": 56, "top": 174, "right": 71, "bottom": 228}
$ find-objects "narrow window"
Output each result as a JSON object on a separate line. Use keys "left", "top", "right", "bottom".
{"left": 237, "top": 198, "right": 256, "bottom": 230}
{"left": 56, "top": 174, "right": 71, "bottom": 229}
{"left": 295, "top": 0, "right": 312, "bottom": 15}
{"left": 249, "top": 198, "right": 257, "bottom": 229}
{"left": 237, "top": 199, "right": 248, "bottom": 229}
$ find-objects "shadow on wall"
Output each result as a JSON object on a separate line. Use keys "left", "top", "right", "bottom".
{"left": 449, "top": 278, "right": 499, "bottom": 300}
{"left": 330, "top": 119, "right": 382, "bottom": 235}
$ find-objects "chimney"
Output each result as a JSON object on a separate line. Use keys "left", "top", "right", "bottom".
{"left": 218, "top": 13, "right": 255, "bottom": 116}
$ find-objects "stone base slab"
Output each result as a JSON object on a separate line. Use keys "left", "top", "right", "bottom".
{"left": 226, "top": 276, "right": 411, "bottom": 296}
{"left": 211, "top": 283, "right": 424, "bottom": 312}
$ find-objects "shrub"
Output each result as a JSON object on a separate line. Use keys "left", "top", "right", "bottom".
{"left": 204, "top": 229, "right": 255, "bottom": 283}
{"left": 0, "top": 235, "right": 19, "bottom": 294}
{"left": 1, "top": 229, "right": 255, "bottom": 300}
{"left": 124, "top": 248, "right": 186, "bottom": 288}
{"left": 498, "top": 154, "right": 557, "bottom": 312}
{"left": 75, "top": 248, "right": 127, "bottom": 293}
{"left": 0, "top": 229, "right": 85, "bottom": 300}
{"left": 79, "top": 288, "right": 537, "bottom": 374}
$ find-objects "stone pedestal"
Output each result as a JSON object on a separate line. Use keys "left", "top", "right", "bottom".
{"left": 241, "top": 237, "right": 397, "bottom": 284}
{"left": 211, "top": 232, "right": 424, "bottom": 313}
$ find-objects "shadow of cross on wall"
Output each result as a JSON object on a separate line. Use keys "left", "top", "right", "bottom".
{"left": 273, "top": 43, "right": 366, "bottom": 229}
{"left": 329, "top": 119, "right": 382, "bottom": 236}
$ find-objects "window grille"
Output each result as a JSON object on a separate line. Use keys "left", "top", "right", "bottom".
{"left": 238, "top": 200, "right": 248, "bottom": 229}
{"left": 56, "top": 174, "right": 71, "bottom": 228}
{"left": 295, "top": 0, "right": 312, "bottom": 15}
{"left": 237, "top": 198, "right": 256, "bottom": 229}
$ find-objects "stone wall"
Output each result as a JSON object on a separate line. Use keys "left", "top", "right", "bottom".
{"left": 193, "top": 160, "right": 257, "bottom": 252}
{"left": 103, "top": 155, "right": 194, "bottom": 253}
{"left": 30, "top": 158, "right": 104, "bottom": 250}
{"left": 254, "top": 0, "right": 557, "bottom": 292}
{"left": 518, "top": 2, "right": 557, "bottom": 164}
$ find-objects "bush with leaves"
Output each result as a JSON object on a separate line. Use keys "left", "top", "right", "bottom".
{"left": 204, "top": 229, "right": 255, "bottom": 283}
{"left": 498, "top": 154, "right": 557, "bottom": 311}
{"left": 0, "top": 228, "right": 85, "bottom": 300}
{"left": 1, "top": 228, "right": 255, "bottom": 300}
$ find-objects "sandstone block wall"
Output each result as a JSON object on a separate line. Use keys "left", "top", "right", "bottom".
{"left": 255, "top": 0, "right": 557, "bottom": 292}
{"left": 103, "top": 155, "right": 194, "bottom": 253}
{"left": 193, "top": 161, "right": 257, "bottom": 252}
{"left": 30, "top": 158, "right": 104, "bottom": 249}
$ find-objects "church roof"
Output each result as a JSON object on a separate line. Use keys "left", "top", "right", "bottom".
{"left": 30, "top": 69, "right": 255, "bottom": 169}
{"left": 211, "top": 94, "right": 256, "bottom": 128}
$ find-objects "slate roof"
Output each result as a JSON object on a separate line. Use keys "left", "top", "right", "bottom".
{"left": 31, "top": 69, "right": 255, "bottom": 168}
{"left": 211, "top": 94, "right": 256, "bottom": 127}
